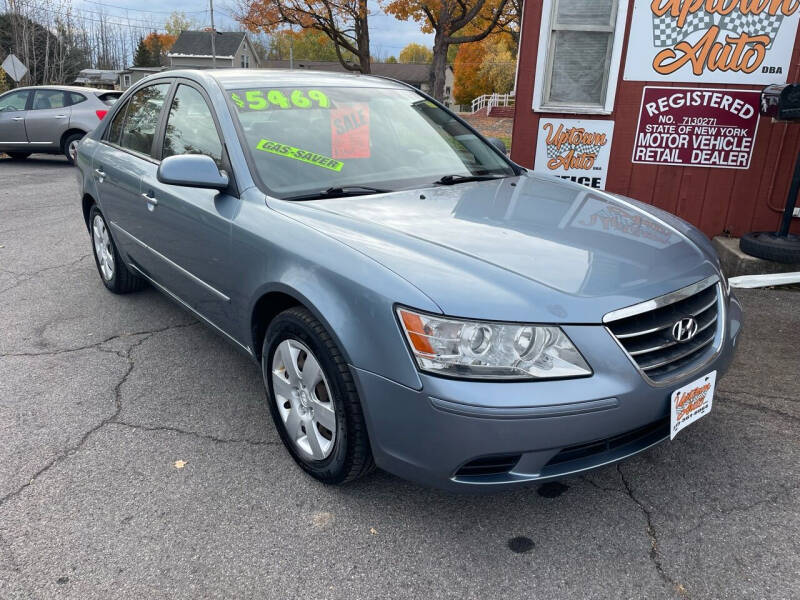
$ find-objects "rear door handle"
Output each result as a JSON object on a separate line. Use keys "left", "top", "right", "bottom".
{"left": 11, "top": 116, "right": 23, "bottom": 121}
{"left": 54, "top": 114, "right": 67, "bottom": 119}
{"left": 94, "top": 168, "right": 105, "bottom": 182}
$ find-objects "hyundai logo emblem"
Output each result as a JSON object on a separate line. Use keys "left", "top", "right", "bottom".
{"left": 672, "top": 317, "right": 699, "bottom": 343}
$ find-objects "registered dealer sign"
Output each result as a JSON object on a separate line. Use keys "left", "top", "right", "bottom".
{"left": 632, "top": 87, "right": 760, "bottom": 169}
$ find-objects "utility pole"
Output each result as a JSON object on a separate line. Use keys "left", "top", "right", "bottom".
{"left": 210, "top": 0, "right": 217, "bottom": 69}
{"left": 289, "top": 24, "right": 294, "bottom": 70}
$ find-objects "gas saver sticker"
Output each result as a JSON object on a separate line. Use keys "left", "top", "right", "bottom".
{"left": 255, "top": 138, "right": 343, "bottom": 172}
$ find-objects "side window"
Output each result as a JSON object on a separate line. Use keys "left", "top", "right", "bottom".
{"left": 0, "top": 90, "right": 30, "bottom": 112}
{"left": 161, "top": 84, "right": 223, "bottom": 166}
{"left": 69, "top": 92, "right": 87, "bottom": 106}
{"left": 32, "top": 89, "right": 67, "bottom": 110}
{"left": 119, "top": 83, "right": 170, "bottom": 157}
{"left": 107, "top": 100, "right": 129, "bottom": 145}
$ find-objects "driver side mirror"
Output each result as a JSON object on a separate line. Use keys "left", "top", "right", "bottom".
{"left": 486, "top": 137, "right": 508, "bottom": 155}
{"left": 157, "top": 154, "right": 229, "bottom": 190}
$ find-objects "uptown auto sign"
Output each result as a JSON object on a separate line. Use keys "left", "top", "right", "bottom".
{"left": 624, "top": 0, "right": 800, "bottom": 84}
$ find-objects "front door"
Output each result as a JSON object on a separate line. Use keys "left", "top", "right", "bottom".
{"left": 24, "top": 89, "right": 71, "bottom": 150}
{"left": 138, "top": 82, "right": 237, "bottom": 332}
{"left": 0, "top": 90, "right": 30, "bottom": 149}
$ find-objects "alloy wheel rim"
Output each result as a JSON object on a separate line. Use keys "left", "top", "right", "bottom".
{"left": 92, "top": 215, "right": 114, "bottom": 281}
{"left": 69, "top": 140, "right": 79, "bottom": 161}
{"left": 271, "top": 339, "right": 337, "bottom": 460}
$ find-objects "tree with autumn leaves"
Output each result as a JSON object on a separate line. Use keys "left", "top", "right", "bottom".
{"left": 236, "top": 0, "right": 372, "bottom": 73}
{"left": 236, "top": 0, "right": 520, "bottom": 101}
{"left": 133, "top": 32, "right": 177, "bottom": 67}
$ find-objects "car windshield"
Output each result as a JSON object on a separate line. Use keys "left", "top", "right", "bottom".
{"left": 227, "top": 85, "right": 515, "bottom": 198}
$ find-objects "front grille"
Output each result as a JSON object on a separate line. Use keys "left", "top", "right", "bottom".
{"left": 605, "top": 278, "right": 721, "bottom": 383}
{"left": 454, "top": 453, "right": 521, "bottom": 478}
{"left": 543, "top": 417, "right": 669, "bottom": 471}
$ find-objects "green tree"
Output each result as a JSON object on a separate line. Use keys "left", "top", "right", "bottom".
{"left": 477, "top": 39, "right": 515, "bottom": 94}
{"left": 267, "top": 29, "right": 356, "bottom": 62}
{"left": 165, "top": 11, "right": 196, "bottom": 36}
{"left": 398, "top": 42, "right": 432, "bottom": 63}
{"left": 132, "top": 36, "right": 153, "bottom": 67}
{"left": 385, "top": 55, "right": 398, "bottom": 63}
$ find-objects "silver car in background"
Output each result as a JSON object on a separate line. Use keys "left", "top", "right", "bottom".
{"left": 0, "top": 85, "right": 120, "bottom": 163}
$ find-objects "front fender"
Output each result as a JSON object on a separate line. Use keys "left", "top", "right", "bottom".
{"left": 233, "top": 196, "right": 440, "bottom": 390}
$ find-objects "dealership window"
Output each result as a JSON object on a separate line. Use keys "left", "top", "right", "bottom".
{"left": 533, "top": 0, "right": 628, "bottom": 114}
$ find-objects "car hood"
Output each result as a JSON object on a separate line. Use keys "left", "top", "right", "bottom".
{"left": 269, "top": 174, "right": 720, "bottom": 323}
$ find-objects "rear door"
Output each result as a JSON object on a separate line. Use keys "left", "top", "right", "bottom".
{"left": 0, "top": 90, "right": 31, "bottom": 148}
{"left": 24, "top": 89, "right": 71, "bottom": 148}
{"left": 138, "top": 81, "right": 238, "bottom": 330}
{"left": 92, "top": 81, "right": 172, "bottom": 273}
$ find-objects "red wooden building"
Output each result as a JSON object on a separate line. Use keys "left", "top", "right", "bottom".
{"left": 510, "top": 0, "right": 800, "bottom": 238}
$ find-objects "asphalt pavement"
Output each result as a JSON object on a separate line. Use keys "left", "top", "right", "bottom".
{"left": 1, "top": 155, "right": 798, "bottom": 600}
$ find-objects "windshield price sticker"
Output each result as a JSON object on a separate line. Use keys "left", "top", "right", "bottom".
{"left": 231, "top": 89, "right": 330, "bottom": 111}
{"left": 331, "top": 104, "right": 370, "bottom": 159}
{"left": 255, "top": 138, "right": 343, "bottom": 172}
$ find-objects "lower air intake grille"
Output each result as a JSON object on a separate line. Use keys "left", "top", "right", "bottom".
{"left": 455, "top": 453, "right": 522, "bottom": 478}
{"left": 605, "top": 277, "right": 721, "bottom": 383}
{"left": 544, "top": 417, "right": 669, "bottom": 469}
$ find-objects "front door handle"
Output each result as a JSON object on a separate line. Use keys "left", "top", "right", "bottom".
{"left": 94, "top": 167, "right": 105, "bottom": 182}
{"left": 11, "top": 116, "right": 23, "bottom": 121}
{"left": 141, "top": 191, "right": 158, "bottom": 210}
{"left": 54, "top": 114, "right": 67, "bottom": 119}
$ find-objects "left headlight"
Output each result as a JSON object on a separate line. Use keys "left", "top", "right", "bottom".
{"left": 396, "top": 307, "right": 592, "bottom": 380}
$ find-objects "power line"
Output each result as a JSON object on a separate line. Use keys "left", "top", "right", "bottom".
{"left": 74, "top": 0, "right": 208, "bottom": 15}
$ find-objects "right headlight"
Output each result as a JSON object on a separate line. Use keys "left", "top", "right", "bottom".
{"left": 397, "top": 307, "right": 592, "bottom": 380}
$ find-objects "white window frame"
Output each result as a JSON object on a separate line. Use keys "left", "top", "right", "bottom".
{"left": 241, "top": 54, "right": 250, "bottom": 68}
{"left": 532, "top": 0, "right": 629, "bottom": 114}
{"left": 123, "top": 74, "right": 131, "bottom": 88}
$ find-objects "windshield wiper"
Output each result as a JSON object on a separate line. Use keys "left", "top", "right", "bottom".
{"left": 284, "top": 185, "right": 391, "bottom": 201}
{"left": 434, "top": 173, "right": 508, "bottom": 185}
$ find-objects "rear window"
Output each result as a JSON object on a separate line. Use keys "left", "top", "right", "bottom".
{"left": 98, "top": 92, "right": 122, "bottom": 106}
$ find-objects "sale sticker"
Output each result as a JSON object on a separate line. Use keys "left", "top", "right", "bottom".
{"left": 331, "top": 104, "right": 370, "bottom": 159}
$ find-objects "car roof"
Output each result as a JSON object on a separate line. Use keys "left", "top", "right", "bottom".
{"left": 9, "top": 85, "right": 120, "bottom": 94}
{"left": 167, "top": 68, "right": 412, "bottom": 91}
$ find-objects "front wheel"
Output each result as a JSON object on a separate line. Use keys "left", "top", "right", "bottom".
{"left": 263, "top": 307, "right": 374, "bottom": 485}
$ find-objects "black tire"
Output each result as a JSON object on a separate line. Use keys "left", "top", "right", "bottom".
{"left": 63, "top": 132, "right": 84, "bottom": 164}
{"left": 88, "top": 205, "right": 146, "bottom": 294}
{"left": 6, "top": 152, "right": 30, "bottom": 160}
{"left": 740, "top": 232, "right": 800, "bottom": 264}
{"left": 262, "top": 307, "right": 374, "bottom": 485}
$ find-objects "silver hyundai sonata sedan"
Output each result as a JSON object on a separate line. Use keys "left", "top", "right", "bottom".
{"left": 75, "top": 69, "right": 741, "bottom": 490}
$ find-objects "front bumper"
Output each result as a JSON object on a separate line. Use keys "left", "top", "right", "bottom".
{"left": 351, "top": 295, "right": 742, "bottom": 492}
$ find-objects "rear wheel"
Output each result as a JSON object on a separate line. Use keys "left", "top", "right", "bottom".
{"left": 6, "top": 152, "right": 29, "bottom": 160}
{"left": 263, "top": 307, "right": 374, "bottom": 485}
{"left": 64, "top": 132, "right": 84, "bottom": 164}
{"left": 89, "top": 205, "right": 146, "bottom": 293}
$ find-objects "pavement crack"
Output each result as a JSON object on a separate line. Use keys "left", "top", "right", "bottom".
{"left": 0, "top": 332, "right": 151, "bottom": 510}
{"left": 0, "top": 321, "right": 197, "bottom": 359}
{"left": 617, "top": 464, "right": 689, "bottom": 599}
{"left": 112, "top": 421, "right": 276, "bottom": 446}
{"left": 719, "top": 394, "right": 800, "bottom": 424}
{"left": 0, "top": 253, "right": 93, "bottom": 296}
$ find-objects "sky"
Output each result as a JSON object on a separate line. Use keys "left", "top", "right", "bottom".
{"left": 71, "top": 0, "right": 434, "bottom": 60}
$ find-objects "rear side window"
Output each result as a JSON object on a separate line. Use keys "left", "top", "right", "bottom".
{"left": 107, "top": 100, "right": 129, "bottom": 145}
{"left": 32, "top": 89, "right": 67, "bottom": 110}
{"left": 69, "top": 92, "right": 87, "bottom": 106}
{"left": 98, "top": 92, "right": 121, "bottom": 106}
{"left": 0, "top": 90, "right": 29, "bottom": 112}
{"left": 161, "top": 84, "right": 223, "bottom": 166}
{"left": 119, "top": 83, "right": 169, "bottom": 157}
